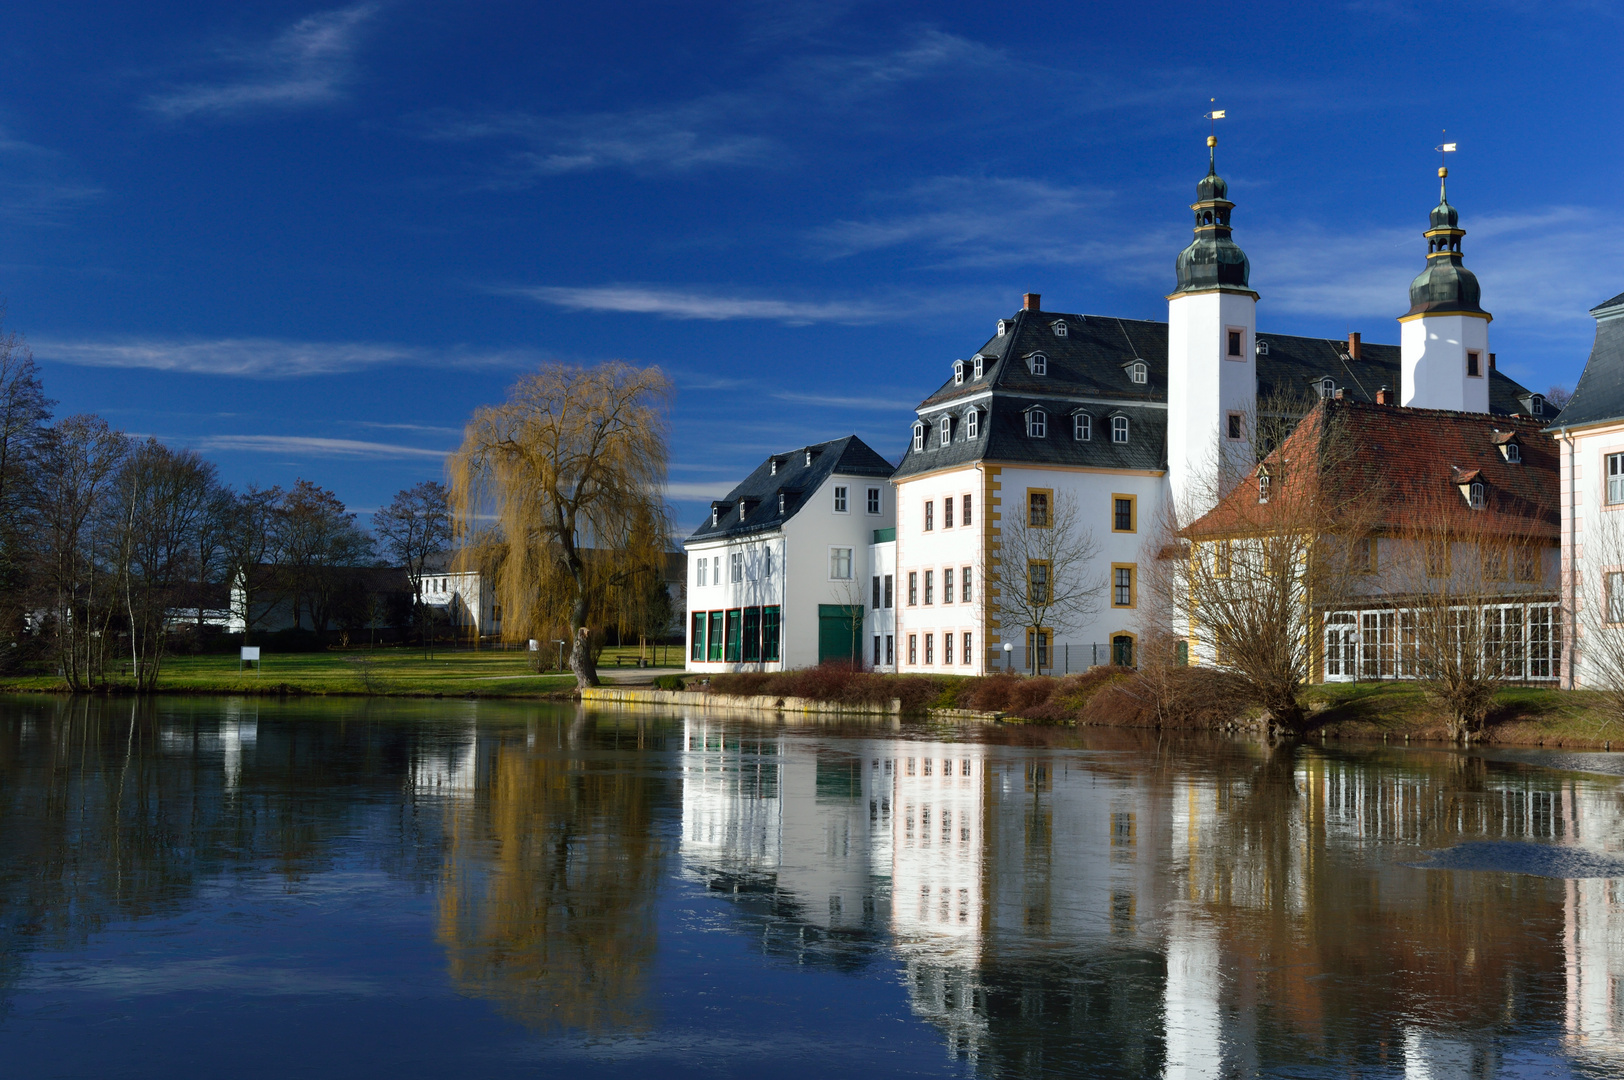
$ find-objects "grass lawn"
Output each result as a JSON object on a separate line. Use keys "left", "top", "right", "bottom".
{"left": 1306, "top": 680, "right": 1623, "bottom": 747}
{"left": 0, "top": 647, "right": 596, "bottom": 697}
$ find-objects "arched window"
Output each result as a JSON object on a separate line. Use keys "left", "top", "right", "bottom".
{"left": 1052, "top": 320, "right": 1068, "bottom": 338}
{"left": 1028, "top": 353, "right": 1048, "bottom": 376}
{"left": 973, "top": 356, "right": 985, "bottom": 379}
{"left": 1257, "top": 467, "right": 1271, "bottom": 504}
{"left": 1505, "top": 442, "right": 1521, "bottom": 463}
{"left": 1129, "top": 362, "right": 1147, "bottom": 385}
{"left": 1111, "top": 416, "right": 1129, "bottom": 443}
{"left": 912, "top": 422, "right": 924, "bottom": 452}
{"left": 1531, "top": 395, "right": 1545, "bottom": 416}
{"left": 939, "top": 417, "right": 952, "bottom": 446}
{"left": 1073, "top": 413, "right": 1091, "bottom": 441}
{"left": 953, "top": 360, "right": 964, "bottom": 386}
{"left": 1255, "top": 339, "right": 1269, "bottom": 356}
{"left": 1469, "top": 481, "right": 1486, "bottom": 509}
{"left": 966, "top": 409, "right": 979, "bottom": 439}
{"left": 1027, "top": 409, "right": 1047, "bottom": 438}
{"left": 1319, "top": 377, "right": 1335, "bottom": 399}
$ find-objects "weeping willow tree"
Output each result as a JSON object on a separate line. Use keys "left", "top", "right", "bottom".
{"left": 448, "top": 362, "right": 673, "bottom": 687}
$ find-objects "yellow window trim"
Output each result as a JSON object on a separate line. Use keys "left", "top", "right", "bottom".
{"left": 1111, "top": 492, "right": 1138, "bottom": 534}
{"left": 1025, "top": 487, "right": 1054, "bottom": 528}
{"left": 1110, "top": 562, "right": 1138, "bottom": 609}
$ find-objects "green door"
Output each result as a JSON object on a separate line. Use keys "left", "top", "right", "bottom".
{"left": 817, "top": 605, "right": 863, "bottom": 665}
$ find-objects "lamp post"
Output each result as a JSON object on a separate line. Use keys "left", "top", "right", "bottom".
{"left": 554, "top": 640, "right": 567, "bottom": 673}
{"left": 1003, "top": 641, "right": 1013, "bottom": 673}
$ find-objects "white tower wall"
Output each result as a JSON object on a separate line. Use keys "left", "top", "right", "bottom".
{"left": 1400, "top": 313, "right": 1491, "bottom": 412}
{"left": 1167, "top": 289, "right": 1257, "bottom": 521}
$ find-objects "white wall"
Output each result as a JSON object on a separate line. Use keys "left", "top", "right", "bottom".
{"left": 1168, "top": 289, "right": 1256, "bottom": 521}
{"left": 1400, "top": 313, "right": 1491, "bottom": 413}
{"left": 1556, "top": 422, "right": 1624, "bottom": 688}
{"left": 894, "top": 465, "right": 987, "bottom": 671}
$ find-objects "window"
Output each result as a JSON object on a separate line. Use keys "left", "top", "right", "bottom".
{"left": 925, "top": 634, "right": 934, "bottom": 664}
{"left": 944, "top": 497, "right": 954, "bottom": 528}
{"left": 924, "top": 501, "right": 934, "bottom": 531}
{"left": 1227, "top": 329, "right": 1242, "bottom": 357}
{"left": 1074, "top": 413, "right": 1092, "bottom": 441}
{"left": 696, "top": 557, "right": 708, "bottom": 586}
{"left": 1112, "top": 416, "right": 1129, "bottom": 443}
{"left": 966, "top": 409, "right": 979, "bottom": 439}
{"left": 939, "top": 418, "right": 952, "bottom": 447}
{"left": 963, "top": 494, "right": 972, "bottom": 526}
{"left": 829, "top": 547, "right": 853, "bottom": 580}
{"left": 1227, "top": 413, "right": 1242, "bottom": 440}
{"left": 1256, "top": 339, "right": 1269, "bottom": 356}
{"left": 1128, "top": 362, "right": 1147, "bottom": 384}
{"left": 1611, "top": 454, "right": 1624, "bottom": 505}
{"left": 1531, "top": 394, "right": 1545, "bottom": 416}
{"left": 1469, "top": 481, "right": 1486, "bottom": 510}
{"left": 1052, "top": 320, "right": 1068, "bottom": 337}
{"left": 884, "top": 574, "right": 893, "bottom": 608}
{"left": 834, "top": 486, "right": 848, "bottom": 513}
{"left": 912, "top": 422, "right": 924, "bottom": 452}
{"left": 1356, "top": 536, "right": 1377, "bottom": 574}
{"left": 973, "top": 356, "right": 984, "bottom": 379}
{"left": 777, "top": 492, "right": 786, "bottom": 515}
{"left": 731, "top": 551, "right": 743, "bottom": 582}
{"left": 953, "top": 360, "right": 965, "bottom": 386}
{"left": 1028, "top": 561, "right": 1050, "bottom": 604}
{"left": 1482, "top": 544, "right": 1508, "bottom": 582}
{"left": 762, "top": 607, "right": 781, "bottom": 662}
{"left": 963, "top": 633, "right": 972, "bottom": 666}
{"left": 1610, "top": 573, "right": 1624, "bottom": 624}
{"left": 943, "top": 632, "right": 953, "bottom": 664}
{"left": 886, "top": 635, "right": 894, "bottom": 665}
{"left": 764, "top": 548, "right": 773, "bottom": 577}
{"left": 867, "top": 487, "right": 881, "bottom": 514}
{"left": 712, "top": 559, "right": 722, "bottom": 586}
{"left": 1425, "top": 539, "right": 1451, "bottom": 577}
{"left": 1257, "top": 467, "right": 1271, "bottom": 504}
{"left": 944, "top": 567, "right": 954, "bottom": 603}
{"left": 1112, "top": 564, "right": 1136, "bottom": 608}
{"left": 1027, "top": 409, "right": 1047, "bottom": 438}
{"left": 1028, "top": 629, "right": 1051, "bottom": 671}
{"left": 1112, "top": 494, "right": 1136, "bottom": 533}
{"left": 1214, "top": 540, "right": 1232, "bottom": 578}
{"left": 770, "top": 457, "right": 779, "bottom": 476}
{"left": 1029, "top": 353, "right": 1048, "bottom": 375}
{"left": 908, "top": 572, "right": 918, "bottom": 605}
{"left": 691, "top": 612, "right": 705, "bottom": 661}
{"left": 1319, "top": 377, "right": 1335, "bottom": 399}
{"left": 743, "top": 607, "right": 762, "bottom": 663}
{"left": 962, "top": 566, "right": 972, "bottom": 603}
{"left": 1467, "top": 351, "right": 1481, "bottom": 377}
{"left": 872, "top": 575, "right": 882, "bottom": 610}
{"left": 924, "top": 570, "right": 934, "bottom": 604}
{"left": 1514, "top": 546, "right": 1541, "bottom": 583}
{"left": 908, "top": 635, "right": 918, "bottom": 665}
{"left": 1028, "top": 490, "right": 1051, "bottom": 527}
{"left": 1504, "top": 442, "right": 1522, "bottom": 463}
{"left": 745, "top": 548, "right": 758, "bottom": 581}
{"left": 708, "top": 612, "right": 724, "bottom": 661}
{"left": 874, "top": 635, "right": 882, "bottom": 666}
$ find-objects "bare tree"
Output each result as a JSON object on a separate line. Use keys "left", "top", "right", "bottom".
{"left": 1573, "top": 508, "right": 1624, "bottom": 730}
{"left": 0, "top": 327, "right": 52, "bottom": 655}
{"left": 989, "top": 490, "right": 1102, "bottom": 675}
{"left": 1161, "top": 399, "right": 1381, "bottom": 732}
{"left": 448, "top": 362, "right": 673, "bottom": 688}
{"left": 374, "top": 481, "right": 451, "bottom": 655}
{"left": 273, "top": 480, "right": 374, "bottom": 637}
{"left": 221, "top": 484, "right": 281, "bottom": 642}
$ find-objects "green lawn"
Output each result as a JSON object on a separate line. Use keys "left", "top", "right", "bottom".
{"left": 1305, "top": 680, "right": 1622, "bottom": 746}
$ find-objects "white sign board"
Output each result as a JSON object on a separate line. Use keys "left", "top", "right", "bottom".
{"left": 528, "top": 639, "right": 539, "bottom": 651}
{"left": 241, "top": 647, "right": 261, "bottom": 661}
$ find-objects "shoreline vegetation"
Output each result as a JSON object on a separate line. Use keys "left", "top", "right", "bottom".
{"left": 0, "top": 650, "right": 1615, "bottom": 750}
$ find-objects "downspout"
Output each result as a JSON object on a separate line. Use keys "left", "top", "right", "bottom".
{"left": 1566, "top": 430, "right": 1577, "bottom": 690}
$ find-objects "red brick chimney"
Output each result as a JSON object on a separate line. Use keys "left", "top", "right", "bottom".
{"left": 1376, "top": 385, "right": 1394, "bottom": 405}
{"left": 1347, "top": 332, "right": 1361, "bottom": 360}
{"left": 1023, "top": 293, "right": 1041, "bottom": 312}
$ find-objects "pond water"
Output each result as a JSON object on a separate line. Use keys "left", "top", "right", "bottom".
{"left": 2, "top": 697, "right": 1624, "bottom": 1078}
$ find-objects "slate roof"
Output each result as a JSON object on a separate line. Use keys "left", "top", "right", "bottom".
{"left": 1186, "top": 399, "right": 1558, "bottom": 543}
{"left": 894, "top": 306, "right": 1548, "bottom": 481}
{"left": 686, "top": 435, "right": 894, "bottom": 544}
{"left": 1545, "top": 291, "right": 1624, "bottom": 432}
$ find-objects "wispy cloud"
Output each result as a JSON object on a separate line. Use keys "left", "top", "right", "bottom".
{"left": 352, "top": 420, "right": 464, "bottom": 436}
{"left": 665, "top": 480, "right": 736, "bottom": 500}
{"left": 514, "top": 284, "right": 894, "bottom": 324}
{"left": 771, "top": 390, "right": 918, "bottom": 411}
{"left": 34, "top": 336, "right": 539, "bottom": 378}
{"left": 146, "top": 4, "right": 379, "bottom": 121}
{"left": 192, "top": 434, "right": 450, "bottom": 460}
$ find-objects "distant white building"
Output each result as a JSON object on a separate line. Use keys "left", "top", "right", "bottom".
{"left": 415, "top": 560, "right": 501, "bottom": 640}
{"left": 684, "top": 436, "right": 895, "bottom": 672}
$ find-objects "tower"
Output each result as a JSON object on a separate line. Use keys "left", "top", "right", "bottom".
{"left": 1399, "top": 166, "right": 1491, "bottom": 412}
{"left": 1167, "top": 134, "right": 1258, "bottom": 520}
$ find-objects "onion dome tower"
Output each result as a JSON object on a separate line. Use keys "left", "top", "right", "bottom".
{"left": 1399, "top": 165, "right": 1492, "bottom": 412}
{"left": 1168, "top": 134, "right": 1259, "bottom": 520}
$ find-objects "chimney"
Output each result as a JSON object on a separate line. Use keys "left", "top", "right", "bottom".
{"left": 1335, "top": 388, "right": 1347, "bottom": 400}
{"left": 1347, "top": 332, "right": 1361, "bottom": 360}
{"left": 1376, "top": 385, "right": 1394, "bottom": 406}
{"left": 1023, "top": 292, "right": 1041, "bottom": 312}
{"left": 1489, "top": 352, "right": 1496, "bottom": 371}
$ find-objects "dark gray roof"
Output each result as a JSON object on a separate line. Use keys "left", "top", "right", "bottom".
{"left": 686, "top": 435, "right": 894, "bottom": 543}
{"left": 895, "top": 307, "right": 1545, "bottom": 480}
{"left": 1547, "top": 297, "right": 1624, "bottom": 431}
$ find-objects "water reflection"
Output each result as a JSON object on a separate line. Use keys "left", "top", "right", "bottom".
{"left": 1, "top": 698, "right": 1623, "bottom": 1078}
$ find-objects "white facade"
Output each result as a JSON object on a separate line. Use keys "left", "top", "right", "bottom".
{"left": 416, "top": 568, "right": 501, "bottom": 638}
{"left": 1167, "top": 288, "right": 1257, "bottom": 521}
{"left": 1400, "top": 312, "right": 1492, "bottom": 413}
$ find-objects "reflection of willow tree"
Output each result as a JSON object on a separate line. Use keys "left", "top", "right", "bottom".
{"left": 437, "top": 730, "right": 664, "bottom": 1033}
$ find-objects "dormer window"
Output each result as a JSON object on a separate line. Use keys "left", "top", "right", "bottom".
{"left": 996, "top": 320, "right": 1009, "bottom": 338}
{"left": 1051, "top": 320, "right": 1068, "bottom": 338}
{"left": 1073, "top": 413, "right": 1091, "bottom": 441}
{"left": 1128, "top": 361, "right": 1147, "bottom": 385}
{"left": 912, "top": 422, "right": 925, "bottom": 452}
{"left": 953, "top": 360, "right": 965, "bottom": 386}
{"left": 769, "top": 457, "right": 780, "bottom": 476}
{"left": 805, "top": 449, "right": 815, "bottom": 466}
{"left": 1112, "top": 415, "right": 1128, "bottom": 443}
{"left": 711, "top": 508, "right": 720, "bottom": 527}
{"left": 778, "top": 492, "right": 786, "bottom": 514}
{"left": 966, "top": 409, "right": 979, "bottom": 439}
{"left": 1469, "top": 481, "right": 1486, "bottom": 509}
{"left": 973, "top": 356, "right": 985, "bottom": 379}
{"left": 1531, "top": 394, "right": 1545, "bottom": 417}
{"left": 1257, "top": 468, "right": 1271, "bottom": 504}
{"left": 939, "top": 417, "right": 952, "bottom": 447}
{"left": 1504, "top": 442, "right": 1521, "bottom": 463}
{"left": 1026, "top": 408, "right": 1047, "bottom": 438}
{"left": 1318, "top": 377, "right": 1336, "bottom": 399}
{"left": 1027, "top": 352, "right": 1048, "bottom": 376}
{"left": 1255, "top": 339, "right": 1269, "bottom": 356}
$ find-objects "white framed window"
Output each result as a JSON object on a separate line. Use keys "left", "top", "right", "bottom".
{"left": 696, "top": 557, "right": 707, "bottom": 586}
{"left": 1504, "top": 442, "right": 1521, "bottom": 463}
{"left": 777, "top": 492, "right": 786, "bottom": 515}
{"left": 1610, "top": 572, "right": 1624, "bottom": 624}
{"left": 866, "top": 487, "right": 881, "bottom": 514}
{"left": 973, "top": 356, "right": 984, "bottom": 379}
{"left": 995, "top": 320, "right": 1008, "bottom": 338}
{"left": 939, "top": 418, "right": 952, "bottom": 446}
{"left": 1073, "top": 413, "right": 1091, "bottom": 441}
{"left": 1052, "top": 320, "right": 1068, "bottom": 338}
{"left": 1256, "top": 339, "right": 1269, "bottom": 356}
{"left": 1111, "top": 416, "right": 1128, "bottom": 443}
{"left": 1469, "top": 481, "right": 1486, "bottom": 509}
{"left": 1531, "top": 394, "right": 1546, "bottom": 416}
{"left": 1258, "top": 467, "right": 1271, "bottom": 504}
{"left": 713, "top": 559, "right": 722, "bottom": 586}
{"left": 1610, "top": 453, "right": 1624, "bottom": 505}
{"left": 912, "top": 422, "right": 924, "bottom": 452}
{"left": 1027, "top": 409, "right": 1047, "bottom": 438}
{"left": 829, "top": 547, "right": 853, "bottom": 580}
{"left": 961, "top": 566, "right": 972, "bottom": 603}
{"left": 1467, "top": 351, "right": 1482, "bottom": 378}
{"left": 833, "top": 485, "right": 848, "bottom": 513}
{"left": 1028, "top": 353, "right": 1048, "bottom": 376}
{"left": 730, "top": 551, "right": 743, "bottom": 582}
{"left": 966, "top": 409, "right": 979, "bottom": 439}
{"left": 764, "top": 548, "right": 773, "bottom": 577}
{"left": 1128, "top": 361, "right": 1147, "bottom": 385}
{"left": 953, "top": 360, "right": 965, "bottom": 385}
{"left": 1319, "top": 377, "right": 1335, "bottom": 399}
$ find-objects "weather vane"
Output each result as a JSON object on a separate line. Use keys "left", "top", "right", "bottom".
{"left": 1435, "top": 131, "right": 1457, "bottom": 172}
{"left": 1204, "top": 98, "right": 1226, "bottom": 138}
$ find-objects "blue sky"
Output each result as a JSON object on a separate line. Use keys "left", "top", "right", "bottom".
{"left": 1, "top": 1, "right": 1619, "bottom": 531}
